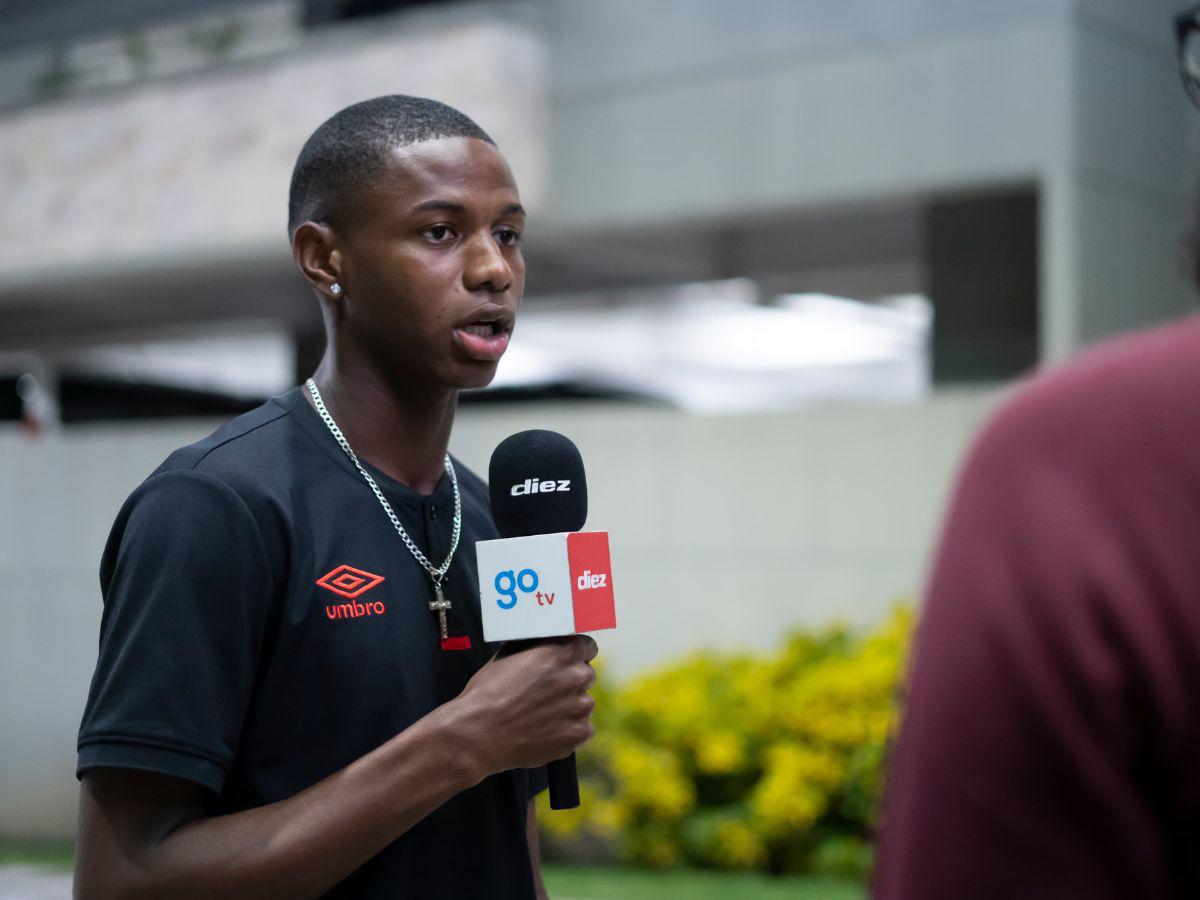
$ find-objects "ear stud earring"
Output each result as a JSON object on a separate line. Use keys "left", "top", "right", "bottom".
{"left": 331, "top": 282, "right": 342, "bottom": 296}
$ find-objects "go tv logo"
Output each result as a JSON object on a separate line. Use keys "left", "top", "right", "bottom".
{"left": 494, "top": 567, "right": 556, "bottom": 609}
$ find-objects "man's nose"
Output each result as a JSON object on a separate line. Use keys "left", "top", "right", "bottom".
{"left": 464, "top": 232, "right": 513, "bottom": 293}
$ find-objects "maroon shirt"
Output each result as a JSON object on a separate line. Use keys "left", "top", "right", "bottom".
{"left": 875, "top": 315, "right": 1200, "bottom": 899}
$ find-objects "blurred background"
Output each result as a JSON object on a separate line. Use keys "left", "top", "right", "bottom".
{"left": 0, "top": 0, "right": 1194, "bottom": 895}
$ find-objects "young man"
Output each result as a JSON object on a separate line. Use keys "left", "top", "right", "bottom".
{"left": 73, "top": 96, "right": 597, "bottom": 899}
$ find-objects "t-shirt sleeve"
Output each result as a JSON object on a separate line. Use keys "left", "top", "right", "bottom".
{"left": 874, "top": 383, "right": 1196, "bottom": 899}
{"left": 77, "top": 469, "right": 274, "bottom": 794}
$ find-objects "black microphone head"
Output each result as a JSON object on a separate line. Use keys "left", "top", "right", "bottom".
{"left": 489, "top": 429, "right": 588, "bottom": 537}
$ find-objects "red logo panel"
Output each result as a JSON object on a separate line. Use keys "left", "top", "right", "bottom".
{"left": 316, "top": 565, "right": 385, "bottom": 599}
{"left": 567, "top": 532, "right": 616, "bottom": 633}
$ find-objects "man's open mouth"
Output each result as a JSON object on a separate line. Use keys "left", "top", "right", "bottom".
{"left": 454, "top": 310, "right": 513, "bottom": 362}
{"left": 460, "top": 320, "right": 504, "bottom": 338}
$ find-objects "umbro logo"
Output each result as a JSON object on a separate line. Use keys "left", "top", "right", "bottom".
{"left": 317, "top": 565, "right": 387, "bottom": 620}
{"left": 316, "top": 565, "right": 385, "bottom": 598}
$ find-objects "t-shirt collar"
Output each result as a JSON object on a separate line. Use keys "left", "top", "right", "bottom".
{"left": 271, "top": 384, "right": 454, "bottom": 505}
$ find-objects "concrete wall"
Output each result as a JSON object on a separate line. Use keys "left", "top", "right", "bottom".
{"left": 546, "top": 0, "right": 1068, "bottom": 227}
{"left": 0, "top": 388, "right": 997, "bottom": 837}
{"left": 1062, "top": 1, "right": 1195, "bottom": 350}
{"left": 545, "top": 0, "right": 1195, "bottom": 356}
{"left": 5, "top": 0, "right": 1192, "bottom": 355}
{"left": 0, "top": 12, "right": 548, "bottom": 287}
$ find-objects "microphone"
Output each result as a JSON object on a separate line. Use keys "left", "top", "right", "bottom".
{"left": 479, "top": 430, "right": 617, "bottom": 810}
{"left": 489, "top": 429, "right": 588, "bottom": 537}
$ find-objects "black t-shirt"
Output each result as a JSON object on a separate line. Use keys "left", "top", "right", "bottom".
{"left": 77, "top": 385, "right": 547, "bottom": 899}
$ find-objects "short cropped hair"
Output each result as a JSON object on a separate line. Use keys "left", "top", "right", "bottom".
{"left": 287, "top": 95, "right": 493, "bottom": 238}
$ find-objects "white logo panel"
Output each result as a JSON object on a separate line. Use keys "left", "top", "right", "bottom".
{"left": 476, "top": 533, "right": 575, "bottom": 641}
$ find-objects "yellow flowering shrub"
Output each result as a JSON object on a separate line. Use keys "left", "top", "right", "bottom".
{"left": 538, "top": 605, "right": 914, "bottom": 876}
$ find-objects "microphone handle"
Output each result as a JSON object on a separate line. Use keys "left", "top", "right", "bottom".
{"left": 495, "top": 639, "right": 583, "bottom": 810}
{"left": 548, "top": 752, "right": 580, "bottom": 809}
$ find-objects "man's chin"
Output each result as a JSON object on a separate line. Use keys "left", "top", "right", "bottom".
{"left": 451, "top": 360, "right": 501, "bottom": 393}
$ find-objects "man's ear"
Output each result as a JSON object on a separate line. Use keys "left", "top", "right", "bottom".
{"left": 291, "top": 221, "right": 344, "bottom": 310}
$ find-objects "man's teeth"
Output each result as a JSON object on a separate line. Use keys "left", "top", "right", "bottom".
{"left": 462, "top": 323, "right": 494, "bottom": 337}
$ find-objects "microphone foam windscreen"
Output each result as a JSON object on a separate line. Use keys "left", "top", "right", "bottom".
{"left": 489, "top": 430, "right": 588, "bottom": 537}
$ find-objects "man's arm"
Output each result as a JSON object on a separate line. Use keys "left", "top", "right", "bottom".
{"left": 75, "top": 636, "right": 597, "bottom": 900}
{"left": 526, "top": 798, "right": 548, "bottom": 900}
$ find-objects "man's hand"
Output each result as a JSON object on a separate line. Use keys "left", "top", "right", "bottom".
{"left": 453, "top": 635, "right": 598, "bottom": 776}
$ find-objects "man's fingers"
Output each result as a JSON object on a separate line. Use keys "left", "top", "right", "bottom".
{"left": 575, "top": 634, "right": 599, "bottom": 663}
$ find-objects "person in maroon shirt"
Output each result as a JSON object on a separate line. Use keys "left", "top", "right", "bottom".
{"left": 875, "top": 316, "right": 1200, "bottom": 898}
{"left": 874, "top": 9, "right": 1200, "bottom": 898}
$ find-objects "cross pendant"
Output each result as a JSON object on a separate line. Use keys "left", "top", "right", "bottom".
{"left": 428, "top": 582, "right": 451, "bottom": 640}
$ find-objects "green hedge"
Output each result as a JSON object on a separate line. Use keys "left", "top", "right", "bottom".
{"left": 539, "top": 607, "right": 913, "bottom": 878}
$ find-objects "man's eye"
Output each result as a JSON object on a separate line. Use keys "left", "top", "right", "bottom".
{"left": 495, "top": 228, "right": 521, "bottom": 246}
{"left": 423, "top": 225, "right": 453, "bottom": 242}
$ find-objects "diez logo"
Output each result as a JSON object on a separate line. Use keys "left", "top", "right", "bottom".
{"left": 317, "top": 565, "right": 386, "bottom": 620}
{"left": 495, "top": 567, "right": 556, "bottom": 608}
{"left": 577, "top": 569, "right": 607, "bottom": 590}
{"left": 510, "top": 478, "right": 571, "bottom": 496}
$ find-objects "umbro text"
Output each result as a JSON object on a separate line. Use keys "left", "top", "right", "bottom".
{"left": 325, "top": 600, "right": 386, "bottom": 620}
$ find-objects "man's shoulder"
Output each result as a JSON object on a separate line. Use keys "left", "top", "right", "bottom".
{"left": 103, "top": 391, "right": 310, "bottom": 585}
{"left": 970, "top": 314, "right": 1200, "bottom": 477}
{"left": 1009, "top": 313, "right": 1200, "bottom": 418}
{"left": 148, "top": 391, "right": 303, "bottom": 497}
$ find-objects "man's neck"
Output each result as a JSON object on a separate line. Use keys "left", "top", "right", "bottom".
{"left": 306, "top": 358, "right": 457, "bottom": 496}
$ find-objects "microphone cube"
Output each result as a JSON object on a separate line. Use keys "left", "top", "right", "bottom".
{"left": 476, "top": 531, "right": 617, "bottom": 642}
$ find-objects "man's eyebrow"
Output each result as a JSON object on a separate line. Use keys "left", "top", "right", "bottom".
{"left": 407, "top": 199, "right": 526, "bottom": 218}
{"left": 409, "top": 199, "right": 466, "bottom": 215}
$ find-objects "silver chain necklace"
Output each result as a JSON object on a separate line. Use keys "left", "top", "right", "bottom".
{"left": 305, "top": 378, "right": 463, "bottom": 644}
